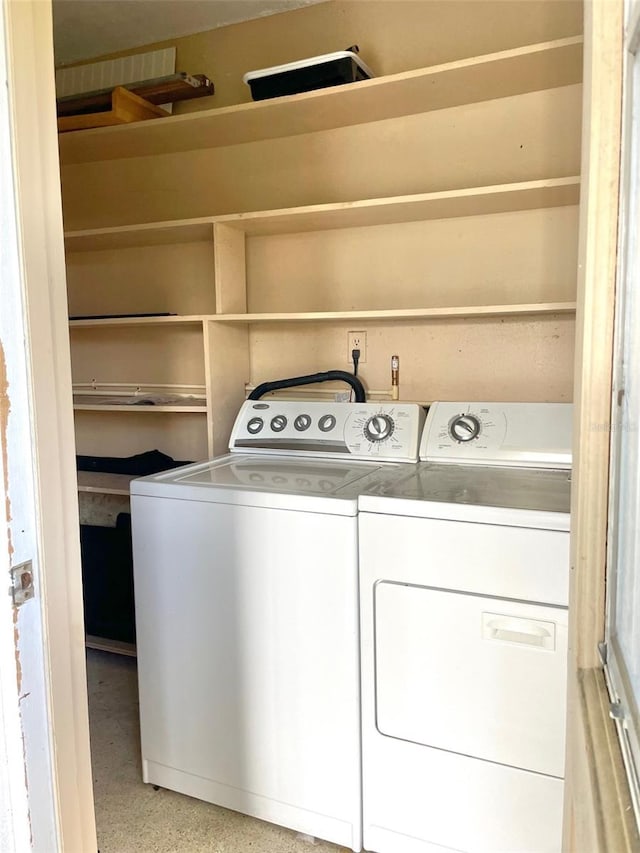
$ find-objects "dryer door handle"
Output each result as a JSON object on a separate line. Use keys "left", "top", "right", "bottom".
{"left": 482, "top": 613, "right": 556, "bottom": 651}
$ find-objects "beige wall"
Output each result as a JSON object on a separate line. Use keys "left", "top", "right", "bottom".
{"left": 63, "top": 0, "right": 583, "bottom": 111}
{"left": 61, "top": 0, "right": 584, "bottom": 461}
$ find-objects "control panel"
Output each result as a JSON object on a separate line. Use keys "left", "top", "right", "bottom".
{"left": 229, "top": 400, "right": 425, "bottom": 462}
{"left": 420, "top": 402, "right": 573, "bottom": 469}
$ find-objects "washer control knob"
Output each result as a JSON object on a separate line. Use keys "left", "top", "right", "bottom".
{"left": 270, "top": 415, "right": 287, "bottom": 432}
{"left": 318, "top": 414, "right": 337, "bottom": 433}
{"left": 247, "top": 417, "right": 264, "bottom": 435}
{"left": 449, "top": 413, "right": 481, "bottom": 442}
{"left": 294, "top": 414, "right": 312, "bottom": 432}
{"left": 364, "top": 414, "right": 394, "bottom": 442}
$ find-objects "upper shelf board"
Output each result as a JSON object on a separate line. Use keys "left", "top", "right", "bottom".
{"left": 59, "top": 36, "right": 583, "bottom": 165}
{"left": 217, "top": 177, "right": 580, "bottom": 236}
{"left": 65, "top": 177, "right": 580, "bottom": 252}
{"left": 209, "top": 303, "right": 577, "bottom": 323}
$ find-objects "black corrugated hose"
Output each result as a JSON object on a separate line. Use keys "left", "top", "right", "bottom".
{"left": 248, "top": 370, "right": 366, "bottom": 402}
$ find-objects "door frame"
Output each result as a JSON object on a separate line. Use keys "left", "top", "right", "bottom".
{"left": 1, "top": 0, "right": 635, "bottom": 851}
{"left": 564, "top": 1, "right": 640, "bottom": 850}
{"left": 2, "top": 1, "right": 96, "bottom": 849}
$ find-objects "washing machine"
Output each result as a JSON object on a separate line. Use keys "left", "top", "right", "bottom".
{"left": 358, "top": 401, "right": 572, "bottom": 853}
{"left": 130, "top": 399, "right": 425, "bottom": 852}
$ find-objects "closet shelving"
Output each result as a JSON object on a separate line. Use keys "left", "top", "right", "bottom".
{"left": 64, "top": 34, "right": 582, "bottom": 492}
{"left": 58, "top": 36, "right": 583, "bottom": 165}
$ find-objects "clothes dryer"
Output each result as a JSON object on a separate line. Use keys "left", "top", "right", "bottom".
{"left": 358, "top": 401, "right": 572, "bottom": 853}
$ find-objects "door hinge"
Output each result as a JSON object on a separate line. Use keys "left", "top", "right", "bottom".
{"left": 9, "top": 561, "right": 34, "bottom": 607}
{"left": 598, "top": 641, "right": 608, "bottom": 665}
{"left": 610, "top": 700, "right": 626, "bottom": 722}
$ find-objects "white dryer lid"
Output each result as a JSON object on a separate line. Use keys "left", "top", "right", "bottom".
{"left": 358, "top": 463, "right": 571, "bottom": 530}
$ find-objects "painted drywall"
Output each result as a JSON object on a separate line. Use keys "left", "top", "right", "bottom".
{"left": 59, "top": 0, "right": 583, "bottom": 111}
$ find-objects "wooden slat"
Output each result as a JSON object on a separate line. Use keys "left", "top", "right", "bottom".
{"left": 57, "top": 73, "right": 214, "bottom": 117}
{"left": 58, "top": 37, "right": 583, "bottom": 164}
{"left": 58, "top": 88, "right": 168, "bottom": 134}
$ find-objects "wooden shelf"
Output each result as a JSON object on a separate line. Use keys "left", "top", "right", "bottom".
{"left": 69, "top": 315, "right": 206, "bottom": 328}
{"left": 85, "top": 635, "right": 136, "bottom": 657}
{"left": 73, "top": 399, "right": 207, "bottom": 413}
{"left": 58, "top": 36, "right": 583, "bottom": 165}
{"left": 218, "top": 178, "right": 580, "bottom": 235}
{"left": 210, "top": 302, "right": 577, "bottom": 324}
{"left": 65, "top": 222, "right": 213, "bottom": 253}
{"left": 68, "top": 302, "right": 577, "bottom": 329}
{"left": 77, "top": 471, "right": 135, "bottom": 495}
{"left": 64, "top": 177, "right": 580, "bottom": 254}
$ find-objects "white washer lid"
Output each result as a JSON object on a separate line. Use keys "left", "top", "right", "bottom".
{"left": 131, "top": 453, "right": 402, "bottom": 515}
{"left": 358, "top": 463, "right": 571, "bottom": 530}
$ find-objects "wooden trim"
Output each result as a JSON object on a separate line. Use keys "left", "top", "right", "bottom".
{"left": 571, "top": 669, "right": 640, "bottom": 853}
{"left": 565, "top": 0, "right": 625, "bottom": 849}
{"left": 4, "top": 2, "right": 97, "bottom": 850}
{"left": 570, "top": 0, "right": 623, "bottom": 675}
{"left": 58, "top": 36, "right": 583, "bottom": 165}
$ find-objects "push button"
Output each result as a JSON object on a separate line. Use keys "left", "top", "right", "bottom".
{"left": 294, "top": 414, "right": 312, "bottom": 431}
{"left": 318, "top": 414, "right": 336, "bottom": 432}
{"left": 270, "top": 415, "right": 287, "bottom": 432}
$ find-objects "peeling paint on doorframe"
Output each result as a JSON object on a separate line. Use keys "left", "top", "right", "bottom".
{"left": 1, "top": 341, "right": 21, "bottom": 686}
{"left": 1, "top": 339, "right": 13, "bottom": 550}
{"left": 1, "top": 334, "right": 31, "bottom": 836}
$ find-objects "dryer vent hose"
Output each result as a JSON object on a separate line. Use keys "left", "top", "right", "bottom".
{"left": 248, "top": 371, "right": 366, "bottom": 402}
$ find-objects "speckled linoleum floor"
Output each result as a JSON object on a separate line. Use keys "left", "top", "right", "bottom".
{"left": 87, "top": 650, "right": 348, "bottom": 853}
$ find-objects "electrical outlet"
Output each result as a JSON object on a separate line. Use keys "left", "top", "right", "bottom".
{"left": 348, "top": 330, "right": 367, "bottom": 364}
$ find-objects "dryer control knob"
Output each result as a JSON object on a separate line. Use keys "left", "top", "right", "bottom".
{"left": 364, "top": 414, "right": 394, "bottom": 442}
{"left": 449, "top": 413, "right": 481, "bottom": 442}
